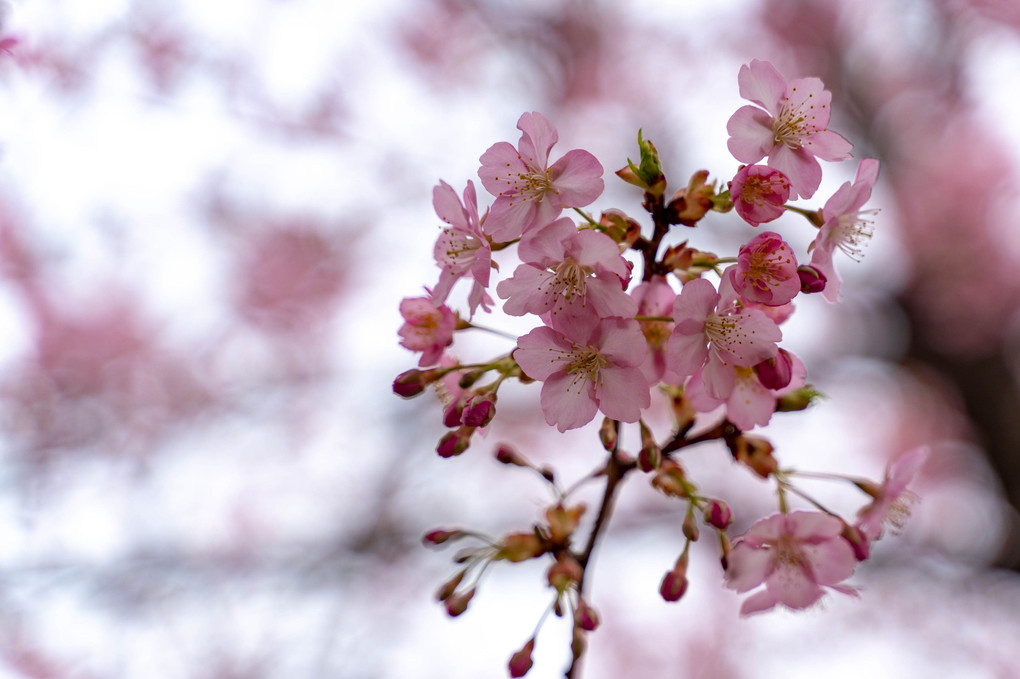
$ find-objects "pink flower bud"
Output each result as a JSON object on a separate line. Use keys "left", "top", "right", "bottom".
{"left": 705, "top": 499, "right": 733, "bottom": 530}
{"left": 444, "top": 588, "right": 474, "bottom": 617}
{"left": 576, "top": 598, "right": 600, "bottom": 631}
{"left": 422, "top": 528, "right": 461, "bottom": 546}
{"left": 443, "top": 401, "right": 465, "bottom": 428}
{"left": 437, "top": 427, "right": 472, "bottom": 458}
{"left": 392, "top": 368, "right": 438, "bottom": 398}
{"left": 659, "top": 568, "right": 689, "bottom": 602}
{"left": 797, "top": 264, "right": 827, "bottom": 293}
{"left": 461, "top": 393, "right": 496, "bottom": 427}
{"left": 637, "top": 444, "right": 661, "bottom": 473}
{"left": 508, "top": 638, "right": 535, "bottom": 678}
{"left": 495, "top": 444, "right": 526, "bottom": 466}
{"left": 755, "top": 348, "right": 793, "bottom": 390}
{"left": 660, "top": 552, "right": 689, "bottom": 602}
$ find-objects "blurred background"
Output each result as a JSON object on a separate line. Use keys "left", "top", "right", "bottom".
{"left": 1, "top": 0, "right": 1020, "bottom": 677}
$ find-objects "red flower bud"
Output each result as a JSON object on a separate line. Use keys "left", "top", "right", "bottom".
{"left": 797, "top": 264, "right": 827, "bottom": 293}
{"left": 495, "top": 444, "right": 526, "bottom": 466}
{"left": 436, "top": 427, "right": 472, "bottom": 458}
{"left": 422, "top": 528, "right": 461, "bottom": 546}
{"left": 659, "top": 568, "right": 689, "bottom": 602}
{"left": 392, "top": 368, "right": 438, "bottom": 398}
{"left": 461, "top": 393, "right": 496, "bottom": 427}
{"left": 508, "top": 638, "right": 535, "bottom": 678}
{"left": 660, "top": 552, "right": 689, "bottom": 602}
{"left": 576, "top": 598, "right": 600, "bottom": 631}
{"left": 755, "top": 349, "right": 793, "bottom": 391}
{"left": 704, "top": 499, "right": 733, "bottom": 530}
{"left": 444, "top": 588, "right": 474, "bottom": 617}
{"left": 637, "top": 444, "right": 661, "bottom": 472}
{"left": 443, "top": 401, "right": 465, "bottom": 428}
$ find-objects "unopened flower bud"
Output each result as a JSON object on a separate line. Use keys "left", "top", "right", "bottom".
{"left": 660, "top": 551, "right": 689, "bottom": 602}
{"left": 437, "top": 427, "right": 472, "bottom": 458}
{"left": 576, "top": 598, "right": 600, "bottom": 631}
{"left": 443, "top": 401, "right": 465, "bottom": 428}
{"left": 797, "top": 265, "right": 827, "bottom": 293}
{"left": 434, "top": 570, "right": 466, "bottom": 602}
{"left": 444, "top": 588, "right": 474, "bottom": 617}
{"left": 659, "top": 566, "right": 689, "bottom": 602}
{"left": 755, "top": 349, "right": 793, "bottom": 391}
{"left": 637, "top": 444, "right": 661, "bottom": 473}
{"left": 704, "top": 499, "right": 733, "bottom": 530}
{"left": 457, "top": 369, "right": 484, "bottom": 389}
{"left": 637, "top": 425, "right": 661, "bottom": 472}
{"left": 495, "top": 444, "right": 526, "bottom": 466}
{"left": 462, "top": 393, "right": 497, "bottom": 427}
{"left": 775, "top": 386, "right": 822, "bottom": 412}
{"left": 423, "top": 528, "right": 462, "bottom": 546}
{"left": 392, "top": 368, "right": 439, "bottom": 398}
{"left": 599, "top": 417, "right": 618, "bottom": 452}
{"left": 682, "top": 512, "right": 700, "bottom": 541}
{"left": 842, "top": 522, "right": 871, "bottom": 561}
{"left": 508, "top": 638, "right": 535, "bottom": 678}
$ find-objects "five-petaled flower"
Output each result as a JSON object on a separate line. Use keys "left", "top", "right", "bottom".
{"left": 398, "top": 296, "right": 458, "bottom": 367}
{"left": 809, "top": 158, "right": 881, "bottom": 303}
{"left": 665, "top": 277, "right": 782, "bottom": 399}
{"left": 478, "top": 112, "right": 605, "bottom": 242}
{"left": 497, "top": 217, "right": 635, "bottom": 337}
{"left": 727, "top": 59, "right": 853, "bottom": 199}
{"left": 856, "top": 446, "right": 928, "bottom": 541}
{"left": 725, "top": 511, "right": 859, "bottom": 615}
{"left": 431, "top": 179, "right": 495, "bottom": 316}
{"left": 514, "top": 317, "right": 650, "bottom": 432}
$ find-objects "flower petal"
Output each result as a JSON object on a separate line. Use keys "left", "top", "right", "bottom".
{"left": 727, "top": 106, "right": 775, "bottom": 164}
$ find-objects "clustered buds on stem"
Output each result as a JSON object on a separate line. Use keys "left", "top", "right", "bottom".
{"left": 397, "top": 60, "right": 924, "bottom": 678}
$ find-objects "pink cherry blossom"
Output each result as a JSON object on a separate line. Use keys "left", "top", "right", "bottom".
{"left": 730, "top": 164, "right": 791, "bottom": 226}
{"left": 630, "top": 276, "right": 676, "bottom": 383}
{"left": 728, "top": 231, "right": 800, "bottom": 306}
{"left": 398, "top": 296, "right": 457, "bottom": 367}
{"left": 432, "top": 179, "right": 494, "bottom": 316}
{"left": 664, "top": 278, "right": 781, "bottom": 399}
{"left": 685, "top": 351, "right": 806, "bottom": 430}
{"left": 726, "top": 59, "right": 853, "bottom": 199}
{"left": 809, "top": 158, "right": 881, "bottom": 303}
{"left": 496, "top": 218, "right": 635, "bottom": 337}
{"left": 478, "top": 112, "right": 604, "bottom": 242}
{"left": 725, "top": 511, "right": 859, "bottom": 615}
{"left": 514, "top": 318, "right": 650, "bottom": 432}
{"left": 856, "top": 446, "right": 929, "bottom": 541}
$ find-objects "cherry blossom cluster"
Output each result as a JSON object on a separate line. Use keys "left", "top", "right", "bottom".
{"left": 395, "top": 59, "right": 925, "bottom": 678}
